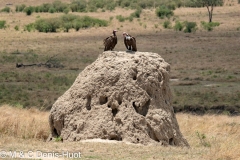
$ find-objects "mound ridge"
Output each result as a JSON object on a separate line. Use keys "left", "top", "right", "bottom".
{"left": 48, "top": 51, "right": 189, "bottom": 146}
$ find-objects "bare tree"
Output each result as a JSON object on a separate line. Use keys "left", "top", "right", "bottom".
{"left": 192, "top": 0, "right": 223, "bottom": 22}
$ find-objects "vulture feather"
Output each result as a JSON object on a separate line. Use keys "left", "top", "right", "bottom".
{"left": 103, "top": 30, "right": 118, "bottom": 51}
{"left": 123, "top": 32, "right": 137, "bottom": 51}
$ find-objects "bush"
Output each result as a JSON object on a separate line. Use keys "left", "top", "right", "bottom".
{"left": 70, "top": 0, "right": 87, "bottom": 12}
{"left": 174, "top": 21, "right": 184, "bottom": 31}
{"left": 130, "top": 8, "right": 142, "bottom": 18}
{"left": 116, "top": 15, "right": 126, "bottom": 22}
{"left": 31, "top": 14, "right": 108, "bottom": 33}
{"left": 184, "top": 21, "right": 197, "bottom": 33}
{"left": 156, "top": 5, "right": 174, "bottom": 19}
{"left": 163, "top": 20, "right": 171, "bottom": 29}
{"left": 24, "top": 23, "right": 35, "bottom": 32}
{"left": 14, "top": 25, "right": 19, "bottom": 31}
{"left": 0, "top": 20, "right": 6, "bottom": 29}
{"left": 24, "top": 6, "right": 35, "bottom": 15}
{"left": 48, "top": 7, "right": 56, "bottom": 13}
{"left": 201, "top": 21, "right": 220, "bottom": 31}
{"left": 1, "top": 7, "right": 11, "bottom": 13}
{"left": 63, "top": 8, "right": 70, "bottom": 14}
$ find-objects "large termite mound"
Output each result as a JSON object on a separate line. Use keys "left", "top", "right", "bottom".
{"left": 48, "top": 51, "right": 189, "bottom": 146}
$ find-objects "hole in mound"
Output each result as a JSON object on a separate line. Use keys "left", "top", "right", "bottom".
{"left": 86, "top": 95, "right": 91, "bottom": 110}
{"left": 112, "top": 108, "right": 118, "bottom": 117}
{"left": 169, "top": 138, "right": 174, "bottom": 145}
{"left": 132, "top": 100, "right": 150, "bottom": 116}
{"left": 99, "top": 96, "right": 108, "bottom": 105}
{"left": 117, "top": 97, "right": 122, "bottom": 105}
{"left": 53, "top": 128, "right": 59, "bottom": 137}
{"left": 137, "top": 138, "right": 140, "bottom": 141}
{"left": 110, "top": 135, "right": 122, "bottom": 141}
{"left": 133, "top": 75, "right": 137, "bottom": 80}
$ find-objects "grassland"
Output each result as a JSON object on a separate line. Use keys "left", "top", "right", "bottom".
{"left": 0, "top": 105, "right": 240, "bottom": 159}
{"left": 0, "top": 1, "right": 240, "bottom": 158}
{"left": 1, "top": 1, "right": 240, "bottom": 113}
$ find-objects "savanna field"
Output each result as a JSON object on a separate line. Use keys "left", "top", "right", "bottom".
{"left": 0, "top": 0, "right": 240, "bottom": 159}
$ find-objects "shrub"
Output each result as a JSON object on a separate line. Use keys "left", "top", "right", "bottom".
{"left": 24, "top": 23, "right": 35, "bottom": 32}
{"left": 163, "top": 20, "right": 171, "bottom": 29}
{"left": 48, "top": 7, "right": 56, "bottom": 13}
{"left": 70, "top": 0, "right": 87, "bottom": 12}
{"left": 174, "top": 21, "right": 184, "bottom": 31}
{"left": 130, "top": 8, "right": 142, "bottom": 18}
{"left": 63, "top": 8, "right": 70, "bottom": 14}
{"left": 201, "top": 21, "right": 220, "bottom": 31}
{"left": 156, "top": 5, "right": 174, "bottom": 19}
{"left": 31, "top": 14, "right": 108, "bottom": 32}
{"left": 24, "top": 6, "right": 35, "bottom": 15}
{"left": 1, "top": 7, "right": 11, "bottom": 13}
{"left": 0, "top": 20, "right": 6, "bottom": 29}
{"left": 184, "top": 21, "right": 197, "bottom": 33}
{"left": 116, "top": 15, "right": 126, "bottom": 22}
{"left": 14, "top": 25, "right": 19, "bottom": 31}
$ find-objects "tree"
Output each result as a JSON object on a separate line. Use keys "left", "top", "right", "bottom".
{"left": 192, "top": 0, "right": 223, "bottom": 22}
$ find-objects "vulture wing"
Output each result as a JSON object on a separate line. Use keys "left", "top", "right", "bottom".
{"left": 131, "top": 36, "right": 137, "bottom": 51}
{"left": 124, "top": 37, "right": 128, "bottom": 50}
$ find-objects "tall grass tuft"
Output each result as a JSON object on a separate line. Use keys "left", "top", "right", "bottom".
{"left": 0, "top": 20, "right": 6, "bottom": 29}
{"left": 0, "top": 105, "right": 49, "bottom": 140}
{"left": 174, "top": 21, "right": 184, "bottom": 31}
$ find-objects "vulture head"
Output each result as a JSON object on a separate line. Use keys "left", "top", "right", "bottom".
{"left": 112, "top": 30, "right": 118, "bottom": 36}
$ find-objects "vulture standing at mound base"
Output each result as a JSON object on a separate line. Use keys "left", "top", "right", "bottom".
{"left": 103, "top": 30, "right": 118, "bottom": 51}
{"left": 123, "top": 32, "right": 137, "bottom": 51}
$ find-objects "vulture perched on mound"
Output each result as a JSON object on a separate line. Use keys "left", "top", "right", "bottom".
{"left": 103, "top": 30, "right": 118, "bottom": 51}
{"left": 123, "top": 32, "right": 137, "bottom": 51}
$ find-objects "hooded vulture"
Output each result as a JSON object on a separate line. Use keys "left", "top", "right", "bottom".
{"left": 123, "top": 32, "right": 137, "bottom": 51}
{"left": 103, "top": 30, "right": 118, "bottom": 51}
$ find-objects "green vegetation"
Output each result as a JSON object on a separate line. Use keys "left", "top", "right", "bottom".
{"left": 0, "top": 20, "right": 6, "bottom": 29}
{"left": 0, "top": 50, "right": 79, "bottom": 109}
{"left": 26, "top": 14, "right": 108, "bottom": 32}
{"left": 12, "top": 0, "right": 212, "bottom": 15}
{"left": 190, "top": 0, "right": 223, "bottom": 22}
{"left": 201, "top": 21, "right": 220, "bottom": 31}
{"left": 116, "top": 8, "right": 142, "bottom": 22}
{"left": 1, "top": 7, "right": 11, "bottom": 13}
{"left": 163, "top": 20, "right": 172, "bottom": 29}
{"left": 156, "top": 5, "right": 174, "bottom": 19}
{"left": 183, "top": 21, "right": 197, "bottom": 33}
{"left": 174, "top": 21, "right": 184, "bottom": 31}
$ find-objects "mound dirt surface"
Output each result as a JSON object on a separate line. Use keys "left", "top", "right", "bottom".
{"left": 48, "top": 51, "right": 189, "bottom": 147}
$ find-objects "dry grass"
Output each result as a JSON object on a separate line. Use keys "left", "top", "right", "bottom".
{"left": 0, "top": 105, "right": 240, "bottom": 160}
{"left": 0, "top": 105, "right": 49, "bottom": 140}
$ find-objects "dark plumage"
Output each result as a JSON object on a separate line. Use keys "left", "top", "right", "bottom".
{"left": 103, "top": 30, "right": 118, "bottom": 51}
{"left": 123, "top": 32, "right": 137, "bottom": 51}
